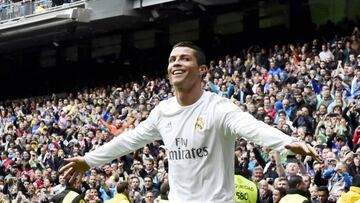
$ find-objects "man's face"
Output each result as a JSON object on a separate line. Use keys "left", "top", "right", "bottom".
{"left": 322, "top": 88, "right": 330, "bottom": 97}
{"left": 145, "top": 161, "right": 154, "bottom": 170}
{"left": 167, "top": 47, "right": 203, "bottom": 89}
{"left": 322, "top": 45, "right": 326, "bottom": 51}
{"left": 286, "top": 163, "right": 299, "bottom": 175}
{"left": 303, "top": 176, "right": 311, "bottom": 188}
{"left": 23, "top": 151, "right": 30, "bottom": 160}
{"left": 282, "top": 100, "right": 289, "bottom": 109}
{"left": 253, "top": 169, "right": 263, "bottom": 181}
{"left": 89, "top": 175, "right": 96, "bottom": 185}
{"left": 103, "top": 165, "right": 111, "bottom": 175}
{"left": 58, "top": 149, "right": 64, "bottom": 157}
{"left": 317, "top": 191, "right": 328, "bottom": 203}
{"left": 131, "top": 178, "right": 140, "bottom": 189}
{"left": 144, "top": 178, "right": 152, "bottom": 188}
{"left": 257, "top": 107, "right": 264, "bottom": 115}
{"left": 145, "top": 192, "right": 155, "bottom": 203}
{"left": 300, "top": 66, "right": 306, "bottom": 74}
{"left": 27, "top": 185, "right": 35, "bottom": 194}
{"left": 143, "top": 146, "right": 150, "bottom": 154}
{"left": 301, "top": 108, "right": 309, "bottom": 116}
{"left": 350, "top": 54, "right": 355, "bottom": 62}
{"left": 270, "top": 62, "right": 275, "bottom": 69}
{"left": 295, "top": 94, "right": 302, "bottom": 102}
{"left": 272, "top": 189, "right": 282, "bottom": 203}
{"left": 249, "top": 104, "right": 256, "bottom": 112}
{"left": 59, "top": 175, "right": 65, "bottom": 184}
{"left": 278, "top": 180, "right": 289, "bottom": 190}
{"left": 35, "top": 170, "right": 42, "bottom": 179}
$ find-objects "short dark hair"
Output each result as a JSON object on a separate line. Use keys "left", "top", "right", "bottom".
{"left": 160, "top": 181, "right": 170, "bottom": 200}
{"left": 333, "top": 105, "right": 342, "bottom": 112}
{"left": 116, "top": 181, "right": 128, "bottom": 193}
{"left": 278, "top": 111, "right": 286, "bottom": 116}
{"left": 288, "top": 175, "right": 303, "bottom": 189}
{"left": 144, "top": 175, "right": 153, "bottom": 182}
{"left": 172, "top": 41, "right": 206, "bottom": 66}
{"left": 316, "top": 186, "right": 329, "bottom": 195}
{"left": 352, "top": 175, "right": 360, "bottom": 187}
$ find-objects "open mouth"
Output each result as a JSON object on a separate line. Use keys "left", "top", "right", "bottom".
{"left": 172, "top": 70, "right": 185, "bottom": 75}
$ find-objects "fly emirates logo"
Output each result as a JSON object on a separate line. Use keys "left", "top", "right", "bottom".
{"left": 168, "top": 138, "right": 209, "bottom": 160}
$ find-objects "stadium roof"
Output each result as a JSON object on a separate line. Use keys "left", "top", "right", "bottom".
{"left": 0, "top": 0, "right": 251, "bottom": 54}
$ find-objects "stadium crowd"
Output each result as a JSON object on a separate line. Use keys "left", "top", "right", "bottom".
{"left": 1, "top": 24, "right": 360, "bottom": 203}
{"left": 0, "top": 0, "right": 82, "bottom": 21}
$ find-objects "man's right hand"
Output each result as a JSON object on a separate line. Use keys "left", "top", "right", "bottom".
{"left": 285, "top": 141, "right": 323, "bottom": 164}
{"left": 59, "top": 156, "right": 90, "bottom": 184}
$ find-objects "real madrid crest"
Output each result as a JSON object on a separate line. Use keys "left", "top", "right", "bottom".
{"left": 195, "top": 116, "right": 204, "bottom": 130}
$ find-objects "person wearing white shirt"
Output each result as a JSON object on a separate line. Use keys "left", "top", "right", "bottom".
{"left": 319, "top": 44, "right": 334, "bottom": 62}
{"left": 60, "top": 42, "right": 321, "bottom": 202}
{"left": 52, "top": 174, "right": 66, "bottom": 196}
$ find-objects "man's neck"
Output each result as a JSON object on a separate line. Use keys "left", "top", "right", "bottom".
{"left": 175, "top": 84, "right": 203, "bottom": 106}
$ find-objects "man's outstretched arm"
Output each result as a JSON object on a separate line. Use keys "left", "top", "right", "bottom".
{"left": 60, "top": 109, "right": 161, "bottom": 181}
{"left": 221, "top": 101, "right": 322, "bottom": 163}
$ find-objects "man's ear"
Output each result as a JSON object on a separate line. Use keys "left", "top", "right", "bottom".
{"left": 199, "top": 65, "right": 208, "bottom": 76}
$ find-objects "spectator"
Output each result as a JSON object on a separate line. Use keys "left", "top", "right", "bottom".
{"left": 350, "top": 68, "right": 360, "bottom": 98}
{"left": 143, "top": 191, "right": 155, "bottom": 203}
{"left": 313, "top": 186, "right": 335, "bottom": 203}
{"left": 51, "top": 174, "right": 66, "bottom": 195}
{"left": 343, "top": 41, "right": 357, "bottom": 64}
{"left": 139, "top": 159, "right": 158, "bottom": 180}
{"left": 323, "top": 162, "right": 352, "bottom": 201}
{"left": 252, "top": 166, "right": 264, "bottom": 183}
{"left": 279, "top": 175, "right": 309, "bottom": 203}
{"left": 84, "top": 188, "right": 101, "bottom": 203}
{"left": 259, "top": 179, "right": 273, "bottom": 203}
{"left": 263, "top": 150, "right": 284, "bottom": 181}
{"left": 141, "top": 176, "right": 159, "bottom": 199}
{"left": 142, "top": 146, "right": 154, "bottom": 163}
{"left": 272, "top": 187, "right": 286, "bottom": 203}
{"left": 105, "top": 181, "right": 131, "bottom": 203}
{"left": 319, "top": 44, "right": 335, "bottom": 62}
{"left": 316, "top": 86, "right": 334, "bottom": 110}
{"left": 275, "top": 177, "right": 289, "bottom": 190}
{"left": 129, "top": 176, "right": 142, "bottom": 200}
{"left": 155, "top": 180, "right": 169, "bottom": 202}
{"left": 348, "top": 148, "right": 360, "bottom": 177}
{"left": 292, "top": 107, "right": 314, "bottom": 133}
